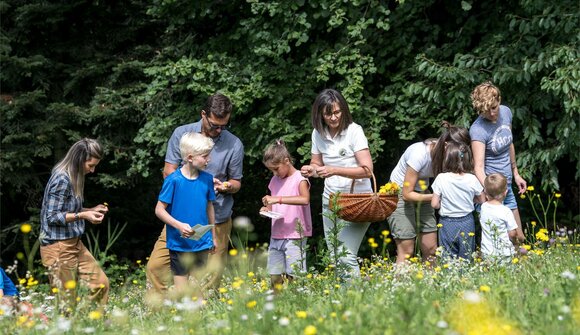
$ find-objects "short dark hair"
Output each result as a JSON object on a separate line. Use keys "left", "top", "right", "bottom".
{"left": 311, "top": 89, "right": 353, "bottom": 135}
{"left": 204, "top": 93, "right": 232, "bottom": 119}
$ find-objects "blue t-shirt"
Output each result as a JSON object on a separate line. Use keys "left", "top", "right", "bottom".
{"left": 158, "top": 169, "right": 216, "bottom": 252}
{"left": 165, "top": 121, "right": 244, "bottom": 223}
{"left": 1, "top": 267, "right": 18, "bottom": 297}
{"left": 469, "top": 105, "right": 513, "bottom": 183}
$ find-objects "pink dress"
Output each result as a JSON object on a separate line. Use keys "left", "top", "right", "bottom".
{"left": 268, "top": 170, "right": 312, "bottom": 239}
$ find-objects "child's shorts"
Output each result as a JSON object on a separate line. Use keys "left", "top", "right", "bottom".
{"left": 387, "top": 194, "right": 437, "bottom": 239}
{"left": 169, "top": 250, "right": 209, "bottom": 276}
{"left": 268, "top": 238, "right": 307, "bottom": 275}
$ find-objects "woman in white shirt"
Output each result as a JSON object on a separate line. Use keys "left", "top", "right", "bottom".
{"left": 301, "top": 89, "right": 373, "bottom": 279}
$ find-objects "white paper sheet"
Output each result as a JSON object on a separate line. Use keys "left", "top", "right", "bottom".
{"left": 187, "top": 224, "right": 215, "bottom": 240}
{"left": 259, "top": 211, "right": 284, "bottom": 219}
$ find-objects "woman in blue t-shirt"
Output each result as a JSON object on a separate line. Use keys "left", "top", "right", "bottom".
{"left": 469, "top": 82, "right": 526, "bottom": 242}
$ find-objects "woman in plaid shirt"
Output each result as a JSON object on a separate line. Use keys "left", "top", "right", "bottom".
{"left": 40, "top": 138, "right": 109, "bottom": 306}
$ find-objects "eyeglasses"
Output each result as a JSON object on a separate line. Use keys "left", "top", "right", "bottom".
{"left": 204, "top": 114, "right": 229, "bottom": 130}
{"left": 323, "top": 110, "right": 342, "bottom": 119}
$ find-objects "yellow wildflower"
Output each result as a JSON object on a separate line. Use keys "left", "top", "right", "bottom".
{"left": 246, "top": 300, "right": 257, "bottom": 309}
{"left": 20, "top": 223, "right": 32, "bottom": 234}
{"left": 296, "top": 310, "right": 308, "bottom": 318}
{"left": 304, "top": 325, "right": 317, "bottom": 335}
{"left": 555, "top": 193, "right": 561, "bottom": 198}
{"left": 65, "top": 280, "right": 77, "bottom": 290}
{"left": 89, "top": 311, "right": 102, "bottom": 320}
{"left": 527, "top": 186, "right": 535, "bottom": 191}
{"left": 229, "top": 249, "right": 238, "bottom": 256}
{"left": 479, "top": 285, "right": 491, "bottom": 293}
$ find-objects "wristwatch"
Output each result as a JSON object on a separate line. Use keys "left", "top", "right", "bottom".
{"left": 74, "top": 212, "right": 80, "bottom": 221}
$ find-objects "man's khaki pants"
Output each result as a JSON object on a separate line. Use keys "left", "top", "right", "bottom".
{"left": 146, "top": 219, "right": 232, "bottom": 294}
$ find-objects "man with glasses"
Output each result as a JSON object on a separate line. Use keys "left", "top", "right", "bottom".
{"left": 146, "top": 92, "right": 244, "bottom": 296}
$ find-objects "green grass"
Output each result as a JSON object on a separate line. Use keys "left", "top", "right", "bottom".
{"left": 1, "top": 240, "right": 579, "bottom": 335}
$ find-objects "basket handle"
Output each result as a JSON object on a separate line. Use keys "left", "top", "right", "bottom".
{"left": 349, "top": 165, "right": 377, "bottom": 193}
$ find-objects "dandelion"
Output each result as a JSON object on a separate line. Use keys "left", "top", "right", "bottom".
{"left": 304, "top": 325, "right": 317, "bottom": 335}
{"left": 555, "top": 193, "right": 561, "bottom": 198}
{"left": 229, "top": 249, "right": 238, "bottom": 256}
{"left": 527, "top": 186, "right": 535, "bottom": 191}
{"left": 21, "top": 223, "right": 32, "bottom": 234}
{"left": 246, "top": 300, "right": 257, "bottom": 309}
{"left": 65, "top": 280, "right": 76, "bottom": 290}
{"left": 479, "top": 285, "right": 491, "bottom": 293}
{"left": 296, "top": 311, "right": 308, "bottom": 318}
{"left": 247, "top": 272, "right": 255, "bottom": 278}
{"left": 512, "top": 258, "right": 519, "bottom": 264}
{"left": 416, "top": 271, "right": 424, "bottom": 280}
{"left": 382, "top": 230, "right": 389, "bottom": 236}
{"left": 89, "top": 310, "right": 102, "bottom": 320}
{"left": 531, "top": 221, "right": 537, "bottom": 227}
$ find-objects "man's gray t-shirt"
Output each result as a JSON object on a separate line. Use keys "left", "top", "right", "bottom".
{"left": 469, "top": 105, "right": 513, "bottom": 183}
{"left": 165, "top": 120, "right": 244, "bottom": 223}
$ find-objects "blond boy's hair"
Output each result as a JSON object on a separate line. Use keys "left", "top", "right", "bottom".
{"left": 179, "top": 132, "right": 214, "bottom": 161}
{"left": 484, "top": 173, "right": 507, "bottom": 201}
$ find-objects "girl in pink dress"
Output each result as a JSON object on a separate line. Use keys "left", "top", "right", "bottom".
{"left": 260, "top": 139, "right": 312, "bottom": 291}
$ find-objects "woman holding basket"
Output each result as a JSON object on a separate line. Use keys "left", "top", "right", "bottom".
{"left": 300, "top": 88, "right": 373, "bottom": 280}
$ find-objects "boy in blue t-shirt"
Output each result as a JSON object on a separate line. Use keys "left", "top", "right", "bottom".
{"left": 155, "top": 132, "right": 217, "bottom": 293}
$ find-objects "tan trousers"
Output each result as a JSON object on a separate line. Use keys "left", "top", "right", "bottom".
{"left": 40, "top": 237, "right": 109, "bottom": 305}
{"left": 146, "top": 218, "right": 232, "bottom": 294}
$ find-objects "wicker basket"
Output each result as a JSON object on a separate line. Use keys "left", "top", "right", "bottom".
{"left": 329, "top": 166, "right": 398, "bottom": 223}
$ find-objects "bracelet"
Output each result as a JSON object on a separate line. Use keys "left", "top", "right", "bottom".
{"left": 74, "top": 212, "right": 80, "bottom": 221}
{"left": 278, "top": 197, "right": 282, "bottom": 205}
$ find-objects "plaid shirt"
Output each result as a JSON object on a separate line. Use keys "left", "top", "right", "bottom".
{"left": 40, "top": 172, "right": 84, "bottom": 245}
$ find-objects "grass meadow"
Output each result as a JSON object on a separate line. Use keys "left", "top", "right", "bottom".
{"left": 1, "top": 189, "right": 579, "bottom": 334}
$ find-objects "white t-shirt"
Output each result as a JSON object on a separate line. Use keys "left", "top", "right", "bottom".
{"left": 480, "top": 202, "right": 518, "bottom": 257}
{"left": 431, "top": 172, "right": 483, "bottom": 217}
{"left": 389, "top": 141, "right": 432, "bottom": 191}
{"left": 311, "top": 122, "right": 372, "bottom": 199}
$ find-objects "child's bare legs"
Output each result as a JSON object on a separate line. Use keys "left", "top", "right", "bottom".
{"left": 173, "top": 275, "right": 188, "bottom": 289}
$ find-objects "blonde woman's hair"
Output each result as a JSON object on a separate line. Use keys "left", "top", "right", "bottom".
{"left": 471, "top": 81, "right": 501, "bottom": 115}
{"left": 179, "top": 132, "right": 214, "bottom": 161}
{"left": 52, "top": 138, "right": 103, "bottom": 200}
{"left": 484, "top": 173, "right": 508, "bottom": 200}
